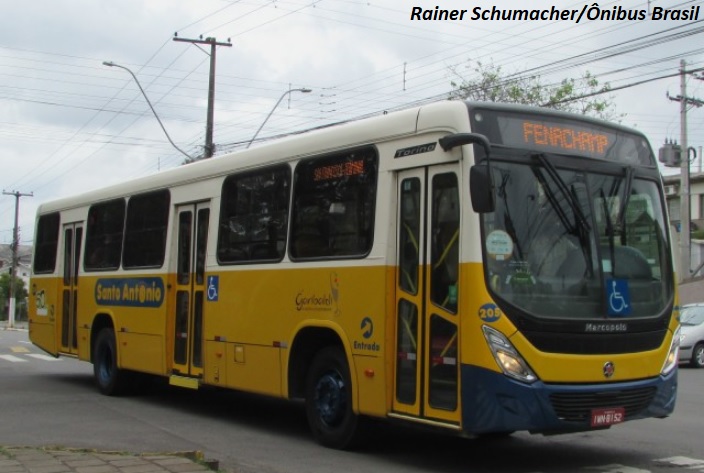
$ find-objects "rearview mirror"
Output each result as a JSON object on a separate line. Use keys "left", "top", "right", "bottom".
{"left": 470, "top": 164, "right": 495, "bottom": 213}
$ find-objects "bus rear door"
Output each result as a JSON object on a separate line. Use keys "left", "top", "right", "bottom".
{"left": 393, "top": 165, "right": 461, "bottom": 426}
{"left": 58, "top": 222, "right": 82, "bottom": 356}
{"left": 169, "top": 202, "right": 210, "bottom": 386}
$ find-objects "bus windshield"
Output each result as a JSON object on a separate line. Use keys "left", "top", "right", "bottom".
{"left": 482, "top": 157, "right": 671, "bottom": 320}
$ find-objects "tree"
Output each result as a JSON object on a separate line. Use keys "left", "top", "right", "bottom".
{"left": 448, "top": 60, "right": 622, "bottom": 122}
{"left": 0, "top": 272, "right": 28, "bottom": 321}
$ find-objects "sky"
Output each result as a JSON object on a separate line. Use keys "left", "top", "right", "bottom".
{"left": 1, "top": 0, "right": 704, "bottom": 246}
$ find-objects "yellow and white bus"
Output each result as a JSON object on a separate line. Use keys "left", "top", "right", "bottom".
{"left": 29, "top": 100, "right": 679, "bottom": 449}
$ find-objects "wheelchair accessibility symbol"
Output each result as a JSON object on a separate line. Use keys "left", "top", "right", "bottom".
{"left": 606, "top": 279, "right": 630, "bottom": 316}
{"left": 207, "top": 276, "right": 219, "bottom": 302}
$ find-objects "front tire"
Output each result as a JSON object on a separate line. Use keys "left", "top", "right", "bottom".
{"left": 691, "top": 342, "right": 704, "bottom": 368}
{"left": 305, "top": 347, "right": 360, "bottom": 449}
{"left": 93, "top": 328, "right": 131, "bottom": 395}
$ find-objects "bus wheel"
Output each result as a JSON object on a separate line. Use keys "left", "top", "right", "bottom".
{"left": 305, "top": 347, "right": 360, "bottom": 449}
{"left": 93, "top": 328, "right": 130, "bottom": 396}
{"left": 691, "top": 342, "right": 704, "bottom": 368}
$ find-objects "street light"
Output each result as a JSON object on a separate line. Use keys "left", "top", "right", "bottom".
{"left": 102, "top": 61, "right": 195, "bottom": 161}
{"left": 246, "top": 88, "right": 312, "bottom": 148}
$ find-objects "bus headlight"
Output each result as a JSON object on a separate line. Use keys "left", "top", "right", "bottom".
{"left": 482, "top": 325, "right": 538, "bottom": 383}
{"left": 661, "top": 326, "right": 680, "bottom": 376}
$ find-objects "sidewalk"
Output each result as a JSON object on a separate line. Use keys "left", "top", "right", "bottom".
{"left": 0, "top": 447, "right": 218, "bottom": 473}
{"left": 1, "top": 325, "right": 220, "bottom": 473}
{"left": 0, "top": 320, "right": 28, "bottom": 331}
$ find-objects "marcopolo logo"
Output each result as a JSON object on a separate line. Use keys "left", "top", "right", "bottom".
{"left": 95, "top": 278, "right": 165, "bottom": 308}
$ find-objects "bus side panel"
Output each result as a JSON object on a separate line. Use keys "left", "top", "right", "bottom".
{"left": 352, "top": 353, "right": 387, "bottom": 417}
{"left": 77, "top": 325, "right": 91, "bottom": 361}
{"left": 118, "top": 332, "right": 166, "bottom": 375}
{"left": 204, "top": 265, "right": 388, "bottom": 412}
{"left": 226, "top": 343, "right": 281, "bottom": 396}
{"left": 84, "top": 274, "right": 169, "bottom": 375}
{"left": 28, "top": 275, "right": 60, "bottom": 356}
{"left": 458, "top": 263, "right": 507, "bottom": 372}
{"left": 204, "top": 340, "right": 227, "bottom": 386}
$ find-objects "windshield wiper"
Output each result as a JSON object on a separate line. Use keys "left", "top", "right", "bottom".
{"left": 531, "top": 153, "right": 591, "bottom": 234}
{"left": 600, "top": 188, "right": 618, "bottom": 275}
{"left": 616, "top": 166, "right": 635, "bottom": 230}
{"left": 497, "top": 172, "right": 525, "bottom": 260}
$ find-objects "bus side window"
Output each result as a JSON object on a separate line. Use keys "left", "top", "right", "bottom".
{"left": 33, "top": 212, "right": 61, "bottom": 274}
{"left": 329, "top": 200, "right": 360, "bottom": 254}
{"left": 291, "top": 147, "right": 378, "bottom": 260}
{"left": 217, "top": 165, "right": 290, "bottom": 264}
{"left": 292, "top": 204, "right": 328, "bottom": 258}
{"left": 123, "top": 189, "right": 170, "bottom": 269}
{"left": 85, "top": 199, "right": 125, "bottom": 271}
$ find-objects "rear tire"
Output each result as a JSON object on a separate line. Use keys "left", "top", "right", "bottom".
{"left": 93, "top": 328, "right": 131, "bottom": 395}
{"left": 305, "top": 347, "right": 361, "bottom": 449}
{"left": 691, "top": 342, "right": 704, "bottom": 368}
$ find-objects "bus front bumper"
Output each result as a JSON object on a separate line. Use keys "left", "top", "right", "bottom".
{"left": 460, "top": 364, "right": 677, "bottom": 435}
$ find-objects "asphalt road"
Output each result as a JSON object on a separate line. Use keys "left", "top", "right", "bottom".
{"left": 1, "top": 327, "right": 703, "bottom": 473}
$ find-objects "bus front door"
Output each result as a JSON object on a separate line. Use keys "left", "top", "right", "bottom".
{"left": 170, "top": 203, "right": 210, "bottom": 382}
{"left": 393, "top": 166, "right": 461, "bottom": 426}
{"left": 59, "top": 223, "right": 82, "bottom": 356}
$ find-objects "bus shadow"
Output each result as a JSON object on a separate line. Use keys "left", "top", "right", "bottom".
{"left": 124, "top": 377, "right": 645, "bottom": 473}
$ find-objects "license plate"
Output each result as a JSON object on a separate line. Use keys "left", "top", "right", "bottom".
{"left": 590, "top": 407, "right": 625, "bottom": 427}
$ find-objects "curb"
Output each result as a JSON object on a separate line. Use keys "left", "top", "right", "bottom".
{"left": 0, "top": 447, "right": 220, "bottom": 473}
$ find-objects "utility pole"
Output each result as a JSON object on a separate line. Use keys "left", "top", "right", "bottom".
{"left": 173, "top": 34, "right": 232, "bottom": 159}
{"left": 2, "top": 190, "right": 32, "bottom": 329}
{"left": 668, "top": 59, "right": 704, "bottom": 282}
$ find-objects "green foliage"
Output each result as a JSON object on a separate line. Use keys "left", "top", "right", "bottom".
{"left": 448, "top": 60, "right": 622, "bottom": 122}
{"left": 0, "top": 272, "right": 28, "bottom": 320}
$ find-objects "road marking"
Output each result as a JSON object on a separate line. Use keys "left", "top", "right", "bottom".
{"left": 585, "top": 465, "right": 650, "bottom": 473}
{"left": 528, "top": 457, "right": 704, "bottom": 473}
{"left": 11, "top": 346, "right": 30, "bottom": 353}
{"left": 26, "top": 354, "right": 60, "bottom": 361}
{"left": 655, "top": 456, "right": 704, "bottom": 468}
{"left": 0, "top": 354, "right": 27, "bottom": 362}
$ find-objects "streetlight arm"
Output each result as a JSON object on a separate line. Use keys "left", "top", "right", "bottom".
{"left": 246, "top": 88, "right": 311, "bottom": 149}
{"left": 103, "top": 61, "right": 195, "bottom": 161}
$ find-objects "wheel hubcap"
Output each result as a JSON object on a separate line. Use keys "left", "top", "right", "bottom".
{"left": 99, "top": 348, "right": 113, "bottom": 383}
{"left": 314, "top": 371, "right": 346, "bottom": 427}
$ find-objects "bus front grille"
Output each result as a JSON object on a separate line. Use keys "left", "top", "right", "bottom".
{"left": 549, "top": 386, "right": 657, "bottom": 422}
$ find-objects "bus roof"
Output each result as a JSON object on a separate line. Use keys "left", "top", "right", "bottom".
{"left": 35, "top": 100, "right": 648, "bottom": 215}
{"left": 35, "top": 101, "right": 434, "bottom": 215}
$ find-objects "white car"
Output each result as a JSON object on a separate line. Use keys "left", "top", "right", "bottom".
{"left": 679, "top": 304, "right": 704, "bottom": 368}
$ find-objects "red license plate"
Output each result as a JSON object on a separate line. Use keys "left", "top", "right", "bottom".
{"left": 590, "top": 407, "right": 625, "bottom": 427}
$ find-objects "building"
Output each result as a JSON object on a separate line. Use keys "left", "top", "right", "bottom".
{"left": 0, "top": 244, "right": 32, "bottom": 282}
{"left": 662, "top": 172, "right": 704, "bottom": 304}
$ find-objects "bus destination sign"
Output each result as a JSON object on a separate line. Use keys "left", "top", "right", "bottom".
{"left": 470, "top": 108, "right": 655, "bottom": 165}
{"left": 313, "top": 159, "right": 365, "bottom": 182}
{"left": 522, "top": 121, "right": 609, "bottom": 157}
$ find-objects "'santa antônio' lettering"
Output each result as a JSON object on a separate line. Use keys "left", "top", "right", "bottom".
{"left": 95, "top": 278, "right": 165, "bottom": 308}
